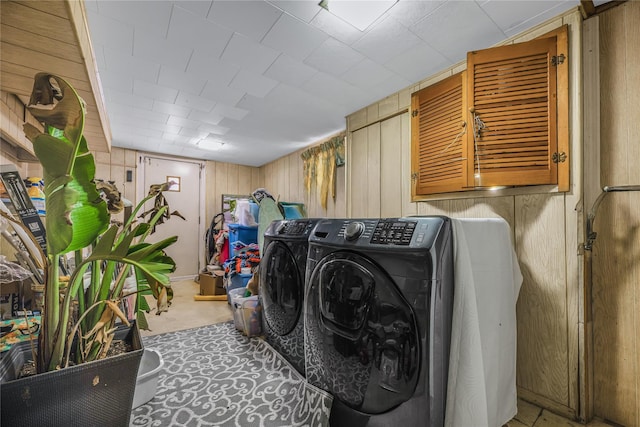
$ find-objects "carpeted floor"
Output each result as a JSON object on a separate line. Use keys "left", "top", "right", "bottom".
{"left": 130, "top": 321, "right": 332, "bottom": 427}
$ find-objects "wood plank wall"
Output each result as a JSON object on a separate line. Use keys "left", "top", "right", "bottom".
{"left": 592, "top": 2, "right": 640, "bottom": 425}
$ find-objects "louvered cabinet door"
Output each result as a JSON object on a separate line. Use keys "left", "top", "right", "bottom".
{"left": 466, "top": 36, "right": 560, "bottom": 188}
{"left": 411, "top": 72, "right": 468, "bottom": 196}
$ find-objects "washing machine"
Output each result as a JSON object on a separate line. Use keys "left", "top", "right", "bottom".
{"left": 260, "top": 218, "right": 321, "bottom": 376}
{"left": 304, "top": 217, "right": 454, "bottom": 427}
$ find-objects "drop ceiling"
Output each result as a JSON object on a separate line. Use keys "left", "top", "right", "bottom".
{"left": 4, "top": 1, "right": 597, "bottom": 167}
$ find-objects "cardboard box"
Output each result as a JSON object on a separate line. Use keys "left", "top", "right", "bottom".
{"left": 199, "top": 271, "right": 225, "bottom": 296}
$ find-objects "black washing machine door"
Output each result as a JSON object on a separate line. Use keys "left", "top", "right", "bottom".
{"left": 261, "top": 240, "right": 302, "bottom": 336}
{"left": 305, "top": 251, "right": 420, "bottom": 414}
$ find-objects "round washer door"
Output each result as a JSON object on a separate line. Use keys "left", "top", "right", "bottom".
{"left": 260, "top": 241, "right": 302, "bottom": 336}
{"left": 305, "top": 251, "right": 420, "bottom": 414}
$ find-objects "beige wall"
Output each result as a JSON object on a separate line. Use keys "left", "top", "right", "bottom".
{"left": 590, "top": 2, "right": 640, "bottom": 426}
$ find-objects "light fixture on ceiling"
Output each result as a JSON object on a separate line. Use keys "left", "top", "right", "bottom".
{"left": 195, "top": 136, "right": 226, "bottom": 151}
{"left": 318, "top": 0, "right": 398, "bottom": 31}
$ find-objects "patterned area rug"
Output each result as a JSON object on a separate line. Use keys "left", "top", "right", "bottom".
{"left": 130, "top": 322, "right": 332, "bottom": 427}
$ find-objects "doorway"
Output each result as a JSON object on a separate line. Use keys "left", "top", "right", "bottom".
{"left": 138, "top": 155, "right": 205, "bottom": 280}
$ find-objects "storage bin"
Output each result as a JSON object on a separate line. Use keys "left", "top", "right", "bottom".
{"left": 226, "top": 273, "right": 252, "bottom": 304}
{"left": 227, "top": 224, "right": 258, "bottom": 256}
{"left": 228, "top": 288, "right": 262, "bottom": 337}
{"left": 132, "top": 348, "right": 163, "bottom": 408}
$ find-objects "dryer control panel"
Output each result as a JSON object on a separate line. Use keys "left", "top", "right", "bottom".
{"left": 371, "top": 220, "right": 416, "bottom": 245}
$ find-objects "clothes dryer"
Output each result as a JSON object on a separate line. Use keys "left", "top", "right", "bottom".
{"left": 304, "top": 217, "right": 454, "bottom": 426}
{"left": 260, "top": 218, "right": 321, "bottom": 375}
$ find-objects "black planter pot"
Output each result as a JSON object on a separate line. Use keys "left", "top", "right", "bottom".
{"left": 0, "top": 321, "right": 143, "bottom": 427}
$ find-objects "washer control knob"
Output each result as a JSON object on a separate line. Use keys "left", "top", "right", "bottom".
{"left": 276, "top": 222, "right": 287, "bottom": 234}
{"left": 345, "top": 222, "right": 365, "bottom": 241}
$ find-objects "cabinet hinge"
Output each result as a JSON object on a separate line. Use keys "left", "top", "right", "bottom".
{"left": 552, "top": 152, "right": 567, "bottom": 163}
{"left": 551, "top": 54, "right": 566, "bottom": 66}
{"left": 411, "top": 172, "right": 419, "bottom": 180}
{"left": 411, "top": 109, "right": 419, "bottom": 117}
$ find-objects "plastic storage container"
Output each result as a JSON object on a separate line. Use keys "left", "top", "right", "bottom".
{"left": 228, "top": 287, "right": 261, "bottom": 336}
{"left": 226, "top": 273, "right": 252, "bottom": 304}
{"left": 227, "top": 224, "right": 258, "bottom": 256}
{"left": 132, "top": 348, "right": 163, "bottom": 408}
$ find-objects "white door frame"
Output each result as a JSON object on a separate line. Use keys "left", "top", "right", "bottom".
{"left": 137, "top": 152, "right": 206, "bottom": 281}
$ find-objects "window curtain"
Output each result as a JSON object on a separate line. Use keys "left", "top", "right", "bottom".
{"left": 301, "top": 134, "right": 345, "bottom": 210}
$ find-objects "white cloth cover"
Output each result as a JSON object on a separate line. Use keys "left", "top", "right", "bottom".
{"left": 445, "top": 218, "right": 523, "bottom": 427}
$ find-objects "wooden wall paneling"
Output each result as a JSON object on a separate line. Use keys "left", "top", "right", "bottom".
{"left": 251, "top": 166, "right": 262, "bottom": 192}
{"left": 627, "top": 5, "right": 640, "bottom": 423}
{"left": 514, "top": 194, "right": 569, "bottom": 409}
{"left": 380, "top": 115, "right": 403, "bottom": 218}
{"left": 110, "top": 148, "right": 125, "bottom": 166}
{"left": 378, "top": 93, "right": 399, "bottom": 117}
{"left": 366, "top": 124, "right": 381, "bottom": 218}
{"left": 214, "top": 161, "right": 229, "bottom": 206}
{"left": 237, "top": 165, "right": 253, "bottom": 196}
{"left": 592, "top": 3, "right": 639, "bottom": 424}
{"left": 350, "top": 127, "right": 368, "bottom": 218}
{"left": 581, "top": 16, "right": 600, "bottom": 420}
{"left": 204, "top": 161, "right": 217, "bottom": 223}
{"left": 401, "top": 112, "right": 417, "bottom": 217}
{"left": 125, "top": 149, "right": 137, "bottom": 168}
{"left": 94, "top": 162, "right": 110, "bottom": 182}
{"left": 562, "top": 10, "right": 583, "bottom": 415}
{"left": 416, "top": 200, "right": 451, "bottom": 216}
{"left": 447, "top": 196, "right": 515, "bottom": 228}
{"left": 226, "top": 163, "right": 239, "bottom": 195}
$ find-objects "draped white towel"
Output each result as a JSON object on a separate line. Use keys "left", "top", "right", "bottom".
{"left": 445, "top": 218, "right": 523, "bottom": 427}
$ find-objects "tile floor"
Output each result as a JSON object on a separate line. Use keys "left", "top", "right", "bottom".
{"left": 144, "top": 279, "right": 615, "bottom": 427}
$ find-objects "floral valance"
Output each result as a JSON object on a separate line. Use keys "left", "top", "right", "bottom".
{"left": 301, "top": 133, "right": 345, "bottom": 210}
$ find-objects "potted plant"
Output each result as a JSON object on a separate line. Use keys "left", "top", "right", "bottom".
{"left": 0, "top": 73, "right": 178, "bottom": 425}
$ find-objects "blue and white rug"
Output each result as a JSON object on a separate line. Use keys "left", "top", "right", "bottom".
{"left": 130, "top": 322, "right": 332, "bottom": 427}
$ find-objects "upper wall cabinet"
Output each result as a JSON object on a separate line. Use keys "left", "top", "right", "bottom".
{"left": 411, "top": 25, "right": 569, "bottom": 198}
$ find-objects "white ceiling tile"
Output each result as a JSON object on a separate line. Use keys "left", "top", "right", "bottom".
{"left": 99, "top": 70, "right": 134, "bottom": 93}
{"left": 230, "top": 70, "right": 278, "bottom": 98}
{"left": 201, "top": 81, "right": 247, "bottom": 106}
{"left": 207, "top": 0, "right": 283, "bottom": 41}
{"left": 158, "top": 66, "right": 207, "bottom": 95}
{"left": 480, "top": 0, "right": 570, "bottom": 33}
{"left": 352, "top": 15, "right": 423, "bottom": 64}
{"left": 504, "top": 2, "right": 578, "bottom": 37}
{"left": 309, "top": 8, "right": 363, "bottom": 45}
{"left": 186, "top": 52, "right": 239, "bottom": 84}
{"left": 162, "top": 133, "right": 191, "bottom": 144}
{"left": 384, "top": 42, "right": 452, "bottom": 83}
{"left": 411, "top": 1, "right": 506, "bottom": 63}
{"left": 86, "top": 10, "right": 134, "bottom": 52}
{"left": 268, "top": 0, "right": 322, "bottom": 23}
{"left": 113, "top": 124, "right": 164, "bottom": 139}
{"left": 103, "top": 47, "right": 160, "bottom": 82}
{"left": 262, "top": 13, "right": 329, "bottom": 61}
{"left": 342, "top": 58, "right": 405, "bottom": 89}
{"left": 168, "top": 5, "right": 232, "bottom": 59}
{"left": 199, "top": 123, "right": 230, "bottom": 136}
{"left": 133, "top": 80, "right": 178, "bottom": 104}
{"left": 304, "top": 38, "right": 364, "bottom": 76}
{"left": 211, "top": 104, "right": 250, "bottom": 121}
{"left": 221, "top": 33, "right": 280, "bottom": 74}
{"left": 152, "top": 101, "right": 192, "bottom": 119}
{"left": 133, "top": 31, "right": 193, "bottom": 70}
{"left": 169, "top": 116, "right": 202, "bottom": 129}
{"left": 95, "top": 1, "right": 173, "bottom": 39}
{"left": 129, "top": 108, "right": 170, "bottom": 125}
{"left": 387, "top": 0, "right": 445, "bottom": 27}
{"left": 175, "top": 91, "right": 217, "bottom": 112}
{"left": 175, "top": 1, "right": 213, "bottom": 17}
{"left": 147, "top": 122, "right": 182, "bottom": 135}
{"left": 264, "top": 54, "right": 318, "bottom": 87}
{"left": 188, "top": 109, "right": 225, "bottom": 126}
{"left": 105, "top": 90, "right": 154, "bottom": 110}
{"left": 301, "top": 71, "right": 368, "bottom": 107}
{"left": 179, "top": 127, "right": 206, "bottom": 138}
